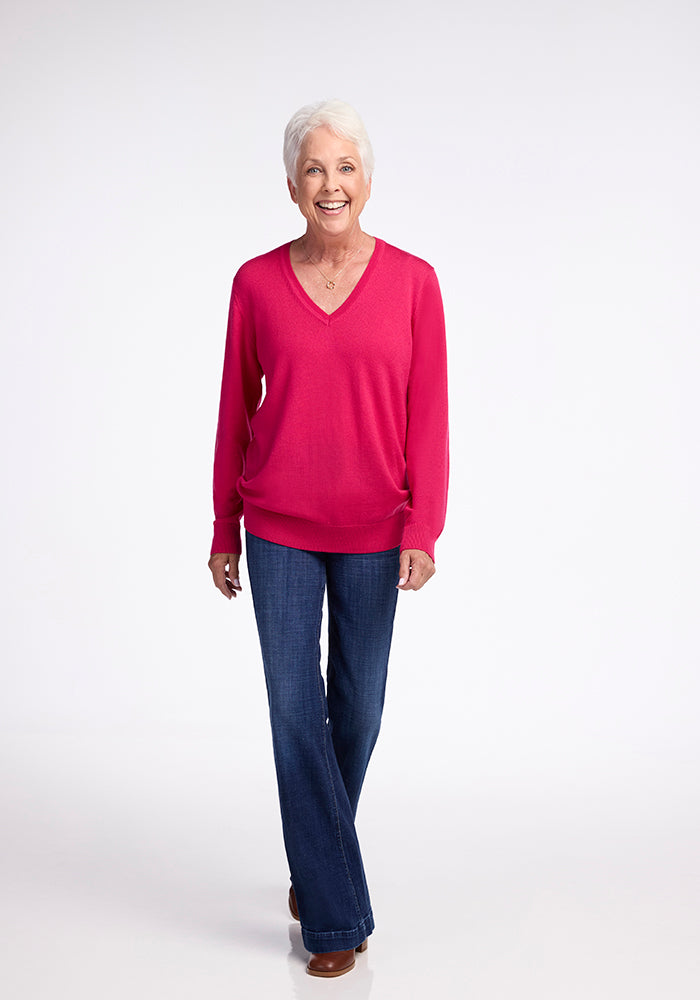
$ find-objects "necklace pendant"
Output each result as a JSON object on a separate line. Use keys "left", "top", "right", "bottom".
{"left": 326, "top": 280, "right": 336, "bottom": 290}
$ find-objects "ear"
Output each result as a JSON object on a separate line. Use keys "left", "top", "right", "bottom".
{"left": 366, "top": 175, "right": 372, "bottom": 200}
{"left": 287, "top": 176, "right": 298, "bottom": 204}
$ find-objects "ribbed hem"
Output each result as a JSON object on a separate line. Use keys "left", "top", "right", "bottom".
{"left": 243, "top": 502, "right": 404, "bottom": 554}
{"left": 301, "top": 908, "right": 375, "bottom": 954}
{"left": 210, "top": 519, "right": 242, "bottom": 556}
{"left": 399, "top": 524, "right": 437, "bottom": 564}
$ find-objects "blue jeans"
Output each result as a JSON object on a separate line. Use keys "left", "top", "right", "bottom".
{"left": 245, "top": 530, "right": 400, "bottom": 954}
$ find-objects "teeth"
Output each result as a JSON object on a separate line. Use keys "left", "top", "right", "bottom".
{"left": 318, "top": 201, "right": 346, "bottom": 209}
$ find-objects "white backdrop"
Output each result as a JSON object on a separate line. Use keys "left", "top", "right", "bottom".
{"left": 1, "top": 1, "right": 698, "bottom": 997}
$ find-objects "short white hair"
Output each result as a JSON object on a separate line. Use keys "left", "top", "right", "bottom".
{"left": 283, "top": 99, "right": 375, "bottom": 184}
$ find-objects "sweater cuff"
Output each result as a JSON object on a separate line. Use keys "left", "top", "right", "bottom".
{"left": 399, "top": 526, "right": 437, "bottom": 564}
{"left": 211, "top": 518, "right": 242, "bottom": 556}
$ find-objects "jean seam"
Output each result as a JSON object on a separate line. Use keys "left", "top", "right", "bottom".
{"left": 314, "top": 562, "right": 363, "bottom": 923}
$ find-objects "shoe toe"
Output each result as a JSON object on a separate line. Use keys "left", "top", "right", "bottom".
{"left": 306, "top": 949, "right": 356, "bottom": 977}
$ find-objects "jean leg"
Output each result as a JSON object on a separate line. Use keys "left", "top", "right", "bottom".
{"left": 326, "top": 547, "right": 400, "bottom": 818}
{"left": 245, "top": 531, "right": 375, "bottom": 953}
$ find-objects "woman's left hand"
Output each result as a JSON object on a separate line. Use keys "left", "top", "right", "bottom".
{"left": 397, "top": 549, "right": 435, "bottom": 591}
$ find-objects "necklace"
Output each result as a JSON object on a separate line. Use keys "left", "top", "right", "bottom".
{"left": 302, "top": 239, "right": 362, "bottom": 290}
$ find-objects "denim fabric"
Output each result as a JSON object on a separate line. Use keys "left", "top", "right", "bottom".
{"left": 245, "top": 530, "right": 400, "bottom": 953}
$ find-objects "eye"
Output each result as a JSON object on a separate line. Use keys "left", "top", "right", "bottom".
{"left": 306, "top": 166, "right": 321, "bottom": 175}
{"left": 340, "top": 164, "right": 354, "bottom": 172}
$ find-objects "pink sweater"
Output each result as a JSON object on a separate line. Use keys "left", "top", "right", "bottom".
{"left": 210, "top": 237, "right": 449, "bottom": 562}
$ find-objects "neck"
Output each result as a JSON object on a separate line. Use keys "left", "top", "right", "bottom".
{"left": 302, "top": 224, "right": 365, "bottom": 263}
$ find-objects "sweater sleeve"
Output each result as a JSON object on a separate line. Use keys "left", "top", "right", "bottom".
{"left": 400, "top": 266, "right": 449, "bottom": 563}
{"left": 210, "top": 283, "right": 263, "bottom": 555}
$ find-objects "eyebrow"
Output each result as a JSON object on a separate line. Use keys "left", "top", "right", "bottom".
{"left": 303, "top": 155, "right": 359, "bottom": 165}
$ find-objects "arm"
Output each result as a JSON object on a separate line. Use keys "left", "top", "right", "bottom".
{"left": 209, "top": 281, "right": 263, "bottom": 595}
{"left": 399, "top": 266, "right": 449, "bottom": 585}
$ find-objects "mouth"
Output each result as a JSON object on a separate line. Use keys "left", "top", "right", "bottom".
{"left": 316, "top": 201, "right": 348, "bottom": 215}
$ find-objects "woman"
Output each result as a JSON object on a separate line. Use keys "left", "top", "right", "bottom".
{"left": 208, "top": 99, "right": 449, "bottom": 978}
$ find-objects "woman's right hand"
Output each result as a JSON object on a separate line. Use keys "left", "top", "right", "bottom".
{"left": 208, "top": 552, "right": 242, "bottom": 599}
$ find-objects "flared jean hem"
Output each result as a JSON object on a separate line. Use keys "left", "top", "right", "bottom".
{"left": 301, "top": 908, "right": 375, "bottom": 953}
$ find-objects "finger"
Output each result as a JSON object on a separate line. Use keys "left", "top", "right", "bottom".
{"left": 216, "top": 564, "right": 234, "bottom": 598}
{"left": 404, "top": 565, "right": 422, "bottom": 590}
{"left": 227, "top": 554, "right": 242, "bottom": 592}
{"left": 407, "top": 565, "right": 430, "bottom": 590}
{"left": 407, "top": 555, "right": 428, "bottom": 590}
{"left": 416, "top": 558, "right": 436, "bottom": 590}
{"left": 397, "top": 550, "right": 412, "bottom": 588}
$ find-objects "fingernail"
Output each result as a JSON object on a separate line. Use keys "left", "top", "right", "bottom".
{"left": 233, "top": 579, "right": 240, "bottom": 587}
{"left": 397, "top": 577, "right": 407, "bottom": 586}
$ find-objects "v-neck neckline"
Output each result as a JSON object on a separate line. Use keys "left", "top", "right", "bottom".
{"left": 281, "top": 237, "right": 384, "bottom": 326}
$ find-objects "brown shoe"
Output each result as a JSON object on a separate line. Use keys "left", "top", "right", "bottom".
{"left": 306, "top": 940, "right": 368, "bottom": 978}
{"left": 288, "top": 886, "right": 299, "bottom": 921}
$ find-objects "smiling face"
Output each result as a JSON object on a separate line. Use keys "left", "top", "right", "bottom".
{"left": 287, "top": 126, "right": 372, "bottom": 242}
